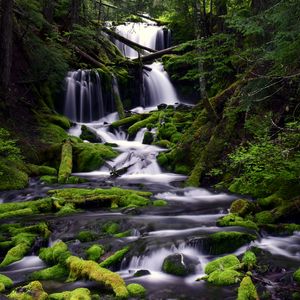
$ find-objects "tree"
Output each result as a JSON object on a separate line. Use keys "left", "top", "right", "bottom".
{"left": 0, "top": 0, "right": 14, "bottom": 92}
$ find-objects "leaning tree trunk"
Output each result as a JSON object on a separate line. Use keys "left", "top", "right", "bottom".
{"left": 0, "top": 0, "right": 14, "bottom": 92}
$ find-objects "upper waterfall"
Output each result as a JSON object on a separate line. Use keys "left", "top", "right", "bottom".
{"left": 114, "top": 22, "right": 171, "bottom": 58}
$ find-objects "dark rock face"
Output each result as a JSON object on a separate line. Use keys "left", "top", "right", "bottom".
{"left": 162, "top": 253, "right": 198, "bottom": 276}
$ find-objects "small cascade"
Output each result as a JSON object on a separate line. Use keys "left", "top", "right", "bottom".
{"left": 64, "top": 70, "right": 105, "bottom": 122}
{"left": 114, "top": 23, "right": 171, "bottom": 58}
{"left": 143, "top": 62, "right": 179, "bottom": 106}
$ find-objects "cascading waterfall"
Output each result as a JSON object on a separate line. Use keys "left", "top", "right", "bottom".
{"left": 114, "top": 22, "right": 171, "bottom": 58}
{"left": 64, "top": 70, "right": 105, "bottom": 123}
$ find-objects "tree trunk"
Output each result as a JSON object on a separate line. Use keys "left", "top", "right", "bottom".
{"left": 70, "top": 0, "right": 81, "bottom": 27}
{"left": 42, "top": 0, "right": 54, "bottom": 23}
{"left": 0, "top": 0, "right": 14, "bottom": 92}
{"left": 215, "top": 0, "right": 227, "bottom": 32}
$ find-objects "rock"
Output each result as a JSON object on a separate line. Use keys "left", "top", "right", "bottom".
{"left": 204, "top": 254, "right": 240, "bottom": 275}
{"left": 230, "top": 199, "right": 256, "bottom": 217}
{"left": 142, "top": 131, "right": 154, "bottom": 144}
{"left": 80, "top": 125, "right": 102, "bottom": 143}
{"left": 237, "top": 276, "right": 259, "bottom": 300}
{"left": 157, "top": 103, "right": 168, "bottom": 110}
{"left": 134, "top": 269, "right": 151, "bottom": 277}
{"left": 162, "top": 253, "right": 198, "bottom": 276}
{"left": 8, "top": 281, "right": 48, "bottom": 300}
{"left": 127, "top": 283, "right": 146, "bottom": 298}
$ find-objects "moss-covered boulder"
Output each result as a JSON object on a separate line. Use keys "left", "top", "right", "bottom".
{"left": 49, "top": 288, "right": 91, "bottom": 300}
{"left": 39, "top": 241, "right": 71, "bottom": 265}
{"left": 76, "top": 231, "right": 97, "bottom": 242}
{"left": 8, "top": 281, "right": 48, "bottom": 300}
{"left": 80, "top": 125, "right": 102, "bottom": 143}
{"left": 30, "top": 264, "right": 69, "bottom": 281}
{"left": 127, "top": 283, "right": 146, "bottom": 298}
{"left": 203, "top": 232, "right": 257, "bottom": 255}
{"left": 40, "top": 175, "right": 57, "bottom": 184}
{"left": 204, "top": 255, "right": 240, "bottom": 275}
{"left": 217, "top": 214, "right": 258, "bottom": 230}
{"left": 242, "top": 251, "right": 257, "bottom": 270}
{"left": 73, "top": 142, "right": 117, "bottom": 172}
{"left": 86, "top": 245, "right": 105, "bottom": 262}
{"left": 0, "top": 274, "right": 13, "bottom": 291}
{"left": 254, "top": 211, "right": 275, "bottom": 225}
{"left": 162, "top": 253, "right": 197, "bottom": 276}
{"left": 143, "top": 131, "right": 154, "bottom": 145}
{"left": 237, "top": 276, "right": 259, "bottom": 300}
{"left": 27, "top": 164, "right": 57, "bottom": 176}
{"left": 230, "top": 199, "right": 256, "bottom": 217}
{"left": 206, "top": 269, "right": 242, "bottom": 286}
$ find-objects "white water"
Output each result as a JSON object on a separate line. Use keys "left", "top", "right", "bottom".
{"left": 114, "top": 22, "right": 171, "bottom": 58}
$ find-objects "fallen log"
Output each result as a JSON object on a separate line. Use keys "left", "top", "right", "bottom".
{"left": 101, "top": 27, "right": 157, "bottom": 53}
{"left": 132, "top": 46, "right": 177, "bottom": 63}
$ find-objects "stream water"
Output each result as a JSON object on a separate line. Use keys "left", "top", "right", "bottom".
{"left": 0, "top": 21, "right": 299, "bottom": 300}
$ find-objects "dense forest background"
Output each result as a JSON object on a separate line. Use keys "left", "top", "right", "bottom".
{"left": 0, "top": 0, "right": 299, "bottom": 200}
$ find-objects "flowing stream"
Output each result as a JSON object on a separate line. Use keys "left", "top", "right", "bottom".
{"left": 0, "top": 21, "right": 299, "bottom": 299}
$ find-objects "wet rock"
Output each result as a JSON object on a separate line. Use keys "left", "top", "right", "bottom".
{"left": 157, "top": 103, "right": 168, "bottom": 110}
{"left": 162, "top": 253, "right": 198, "bottom": 276}
{"left": 142, "top": 131, "right": 154, "bottom": 145}
{"left": 80, "top": 125, "right": 102, "bottom": 143}
{"left": 134, "top": 269, "right": 151, "bottom": 277}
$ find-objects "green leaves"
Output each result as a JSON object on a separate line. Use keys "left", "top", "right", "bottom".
{"left": 0, "top": 128, "right": 22, "bottom": 161}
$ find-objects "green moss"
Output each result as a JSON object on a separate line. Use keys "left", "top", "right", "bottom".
{"left": 153, "top": 200, "right": 168, "bottom": 207}
{"left": 237, "top": 276, "right": 259, "bottom": 300}
{"left": 66, "top": 176, "right": 87, "bottom": 184}
{"left": 39, "top": 241, "right": 71, "bottom": 266}
{"left": 217, "top": 214, "right": 258, "bottom": 230}
{"left": 86, "top": 245, "right": 105, "bottom": 261}
{"left": 49, "top": 288, "right": 91, "bottom": 300}
{"left": 103, "top": 222, "right": 120, "bottom": 235}
{"left": 0, "top": 274, "right": 13, "bottom": 290}
{"left": 73, "top": 143, "right": 117, "bottom": 172}
{"left": 186, "top": 161, "right": 204, "bottom": 187}
{"left": 162, "top": 255, "right": 188, "bottom": 276}
{"left": 157, "top": 152, "right": 169, "bottom": 166}
{"left": 127, "top": 283, "right": 146, "bottom": 298}
{"left": 206, "top": 269, "right": 242, "bottom": 286}
{"left": 293, "top": 269, "right": 300, "bottom": 284}
{"left": 46, "top": 114, "right": 71, "bottom": 130}
{"left": 0, "top": 243, "right": 30, "bottom": 268}
{"left": 204, "top": 232, "right": 256, "bottom": 255}
{"left": 40, "top": 175, "right": 57, "bottom": 184}
{"left": 230, "top": 199, "right": 256, "bottom": 217}
{"left": 157, "top": 123, "right": 178, "bottom": 140}
{"left": 80, "top": 125, "right": 101, "bottom": 143}
{"left": 257, "top": 194, "right": 283, "bottom": 209}
{"left": 174, "top": 164, "right": 190, "bottom": 175}
{"left": 27, "top": 164, "right": 57, "bottom": 176}
{"left": 0, "top": 158, "right": 28, "bottom": 191}
{"left": 242, "top": 251, "right": 257, "bottom": 270}
{"left": 205, "top": 255, "right": 240, "bottom": 275}
{"left": 255, "top": 211, "right": 275, "bottom": 225}
{"left": 56, "top": 203, "right": 77, "bottom": 216}
{"left": 30, "top": 264, "right": 69, "bottom": 281}
{"left": 114, "top": 230, "right": 131, "bottom": 238}
{"left": 0, "top": 208, "right": 34, "bottom": 220}
{"left": 40, "top": 123, "right": 68, "bottom": 144}
{"left": 154, "top": 139, "right": 173, "bottom": 148}
{"left": 66, "top": 256, "right": 128, "bottom": 298}
{"left": 8, "top": 281, "right": 48, "bottom": 300}
{"left": 77, "top": 231, "right": 97, "bottom": 243}
{"left": 111, "top": 114, "right": 143, "bottom": 129}
{"left": 0, "top": 282, "right": 5, "bottom": 293}
{"left": 58, "top": 140, "right": 73, "bottom": 184}
{"left": 99, "top": 246, "right": 130, "bottom": 268}
{"left": 128, "top": 113, "right": 159, "bottom": 136}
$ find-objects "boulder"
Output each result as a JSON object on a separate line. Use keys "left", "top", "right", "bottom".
{"left": 162, "top": 253, "right": 198, "bottom": 276}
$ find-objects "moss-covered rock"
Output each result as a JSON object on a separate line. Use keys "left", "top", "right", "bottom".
{"left": 128, "top": 113, "right": 160, "bottom": 136}
{"left": 99, "top": 246, "right": 130, "bottom": 268}
{"left": 103, "top": 222, "right": 120, "bottom": 235}
{"left": 230, "top": 199, "right": 256, "bottom": 217}
{"left": 66, "top": 256, "right": 128, "bottom": 298}
{"left": 217, "top": 214, "right": 258, "bottom": 230}
{"left": 237, "top": 276, "right": 259, "bottom": 300}
{"left": 30, "top": 264, "right": 69, "bottom": 281}
{"left": 73, "top": 142, "right": 117, "bottom": 172}
{"left": 56, "top": 203, "right": 78, "bottom": 216}
{"left": 254, "top": 211, "right": 275, "bottom": 225}
{"left": 0, "top": 274, "right": 13, "bottom": 290}
{"left": 77, "top": 231, "right": 97, "bottom": 242}
{"left": 8, "top": 281, "right": 48, "bottom": 300}
{"left": 203, "top": 232, "right": 256, "bottom": 255}
{"left": 142, "top": 131, "right": 154, "bottom": 145}
{"left": 49, "top": 288, "right": 91, "bottom": 300}
{"left": 27, "top": 164, "right": 57, "bottom": 176}
{"left": 242, "top": 251, "right": 257, "bottom": 270}
{"left": 39, "top": 241, "right": 71, "bottom": 266}
{"left": 293, "top": 269, "right": 300, "bottom": 284}
{"left": 153, "top": 200, "right": 168, "bottom": 207}
{"left": 46, "top": 114, "right": 71, "bottom": 130}
{"left": 111, "top": 114, "right": 143, "bottom": 129}
{"left": 80, "top": 125, "right": 102, "bottom": 143}
{"left": 86, "top": 245, "right": 105, "bottom": 262}
{"left": 127, "top": 283, "right": 146, "bottom": 298}
{"left": 162, "top": 253, "right": 196, "bottom": 276}
{"left": 205, "top": 255, "right": 240, "bottom": 275}
{"left": 40, "top": 175, "right": 57, "bottom": 184}
{"left": 58, "top": 140, "right": 73, "bottom": 184}
{"left": 206, "top": 269, "right": 242, "bottom": 286}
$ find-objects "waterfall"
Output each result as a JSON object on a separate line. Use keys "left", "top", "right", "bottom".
{"left": 64, "top": 70, "right": 105, "bottom": 123}
{"left": 114, "top": 23, "right": 171, "bottom": 58}
{"left": 143, "top": 62, "right": 179, "bottom": 106}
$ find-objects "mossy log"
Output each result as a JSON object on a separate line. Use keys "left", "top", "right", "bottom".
{"left": 58, "top": 140, "right": 73, "bottom": 184}
{"left": 66, "top": 256, "right": 129, "bottom": 298}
